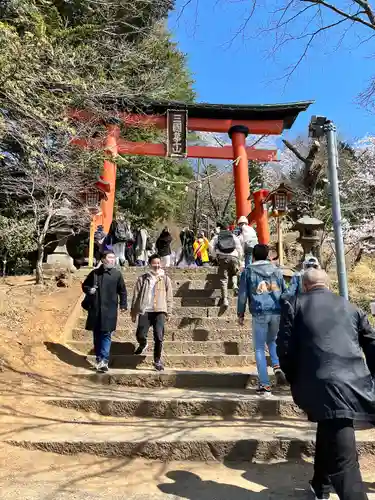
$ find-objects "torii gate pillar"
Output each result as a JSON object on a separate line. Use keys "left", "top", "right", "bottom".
{"left": 229, "top": 125, "right": 251, "bottom": 218}
{"left": 102, "top": 123, "right": 120, "bottom": 232}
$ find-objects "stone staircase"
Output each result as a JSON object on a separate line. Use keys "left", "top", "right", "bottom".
{"left": 68, "top": 267, "right": 255, "bottom": 369}
{"left": 4, "top": 266, "right": 375, "bottom": 469}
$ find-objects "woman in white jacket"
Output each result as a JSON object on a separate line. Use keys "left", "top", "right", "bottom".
{"left": 238, "top": 216, "right": 258, "bottom": 267}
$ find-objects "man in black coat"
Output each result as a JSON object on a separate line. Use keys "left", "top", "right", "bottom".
{"left": 82, "top": 251, "right": 127, "bottom": 372}
{"left": 277, "top": 268, "right": 375, "bottom": 500}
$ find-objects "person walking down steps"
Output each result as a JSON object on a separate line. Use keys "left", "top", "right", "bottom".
{"left": 209, "top": 223, "right": 243, "bottom": 307}
{"left": 131, "top": 254, "right": 173, "bottom": 371}
{"left": 108, "top": 217, "right": 133, "bottom": 267}
{"left": 237, "top": 244, "right": 287, "bottom": 396}
{"left": 82, "top": 251, "right": 128, "bottom": 373}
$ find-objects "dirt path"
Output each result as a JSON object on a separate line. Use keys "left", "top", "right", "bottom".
{"left": 0, "top": 276, "right": 82, "bottom": 382}
{"left": 0, "top": 443, "right": 374, "bottom": 500}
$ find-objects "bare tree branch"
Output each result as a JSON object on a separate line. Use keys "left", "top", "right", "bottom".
{"left": 205, "top": 168, "right": 220, "bottom": 219}
{"left": 303, "top": 0, "right": 375, "bottom": 30}
{"left": 221, "top": 184, "right": 235, "bottom": 219}
{"left": 282, "top": 139, "right": 307, "bottom": 163}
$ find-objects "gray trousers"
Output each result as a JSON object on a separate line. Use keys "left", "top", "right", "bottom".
{"left": 113, "top": 242, "right": 126, "bottom": 266}
{"left": 217, "top": 256, "right": 239, "bottom": 299}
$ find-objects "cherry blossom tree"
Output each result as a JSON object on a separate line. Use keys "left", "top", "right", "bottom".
{"left": 277, "top": 134, "right": 375, "bottom": 258}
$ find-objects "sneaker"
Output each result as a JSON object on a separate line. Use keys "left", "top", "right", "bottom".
{"left": 256, "top": 385, "right": 272, "bottom": 397}
{"left": 222, "top": 298, "right": 229, "bottom": 308}
{"left": 154, "top": 360, "right": 164, "bottom": 371}
{"left": 97, "top": 361, "right": 109, "bottom": 373}
{"left": 310, "top": 482, "right": 330, "bottom": 500}
{"left": 273, "top": 366, "right": 287, "bottom": 386}
{"left": 134, "top": 343, "right": 148, "bottom": 355}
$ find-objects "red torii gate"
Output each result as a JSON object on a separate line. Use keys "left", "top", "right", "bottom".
{"left": 69, "top": 100, "right": 312, "bottom": 243}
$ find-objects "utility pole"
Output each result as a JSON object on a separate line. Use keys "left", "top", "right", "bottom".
{"left": 193, "top": 158, "right": 201, "bottom": 232}
{"left": 309, "top": 116, "right": 348, "bottom": 299}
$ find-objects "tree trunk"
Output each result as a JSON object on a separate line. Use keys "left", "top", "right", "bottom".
{"left": 221, "top": 185, "right": 235, "bottom": 220}
{"left": 35, "top": 210, "right": 53, "bottom": 285}
{"left": 35, "top": 244, "right": 44, "bottom": 285}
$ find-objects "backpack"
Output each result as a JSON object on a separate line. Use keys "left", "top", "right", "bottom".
{"left": 216, "top": 230, "right": 236, "bottom": 254}
{"left": 114, "top": 221, "right": 132, "bottom": 242}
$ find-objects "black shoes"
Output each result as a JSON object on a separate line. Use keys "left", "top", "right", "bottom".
{"left": 310, "top": 482, "right": 330, "bottom": 500}
{"left": 134, "top": 344, "right": 148, "bottom": 355}
{"left": 154, "top": 360, "right": 164, "bottom": 371}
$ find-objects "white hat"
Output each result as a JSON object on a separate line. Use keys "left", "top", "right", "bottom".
{"left": 238, "top": 216, "right": 248, "bottom": 225}
{"left": 303, "top": 256, "right": 320, "bottom": 270}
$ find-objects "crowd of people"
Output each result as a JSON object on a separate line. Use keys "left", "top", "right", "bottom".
{"left": 82, "top": 217, "right": 375, "bottom": 500}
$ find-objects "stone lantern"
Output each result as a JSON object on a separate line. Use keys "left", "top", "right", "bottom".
{"left": 294, "top": 215, "right": 324, "bottom": 261}
{"left": 45, "top": 198, "right": 76, "bottom": 272}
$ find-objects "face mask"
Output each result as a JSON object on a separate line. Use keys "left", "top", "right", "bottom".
{"left": 151, "top": 266, "right": 161, "bottom": 274}
{"left": 103, "top": 262, "right": 115, "bottom": 269}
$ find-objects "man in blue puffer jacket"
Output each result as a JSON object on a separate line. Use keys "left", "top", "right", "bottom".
{"left": 237, "top": 244, "right": 287, "bottom": 396}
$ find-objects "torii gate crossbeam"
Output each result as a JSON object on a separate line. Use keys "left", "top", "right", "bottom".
{"left": 69, "top": 99, "right": 312, "bottom": 242}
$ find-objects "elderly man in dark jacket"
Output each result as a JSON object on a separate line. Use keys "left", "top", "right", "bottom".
{"left": 82, "top": 251, "right": 127, "bottom": 372}
{"left": 277, "top": 268, "right": 375, "bottom": 500}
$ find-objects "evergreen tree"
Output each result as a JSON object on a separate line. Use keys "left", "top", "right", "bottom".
{"left": 0, "top": 0, "right": 195, "bottom": 277}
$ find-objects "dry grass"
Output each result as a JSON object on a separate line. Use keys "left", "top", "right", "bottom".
{"left": 345, "top": 259, "right": 375, "bottom": 316}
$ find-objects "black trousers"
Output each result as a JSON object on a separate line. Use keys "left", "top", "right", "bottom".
{"left": 312, "top": 419, "right": 368, "bottom": 500}
{"left": 136, "top": 312, "right": 165, "bottom": 361}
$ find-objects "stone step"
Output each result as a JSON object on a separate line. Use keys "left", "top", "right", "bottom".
{"left": 128, "top": 292, "right": 233, "bottom": 301}
{"left": 80, "top": 306, "right": 238, "bottom": 318}
{"left": 86, "top": 353, "right": 257, "bottom": 369}
{"left": 77, "top": 317, "right": 248, "bottom": 330}
{"left": 5, "top": 417, "right": 375, "bottom": 461}
{"left": 68, "top": 340, "right": 253, "bottom": 356}
{"left": 117, "top": 289, "right": 237, "bottom": 300}
{"left": 75, "top": 367, "right": 267, "bottom": 388}
{"left": 174, "top": 306, "right": 238, "bottom": 318}
{"left": 71, "top": 328, "right": 251, "bottom": 342}
{"left": 120, "top": 293, "right": 233, "bottom": 301}
{"left": 122, "top": 280, "right": 235, "bottom": 290}
{"left": 174, "top": 289, "right": 224, "bottom": 299}
{"left": 174, "top": 296, "right": 228, "bottom": 306}
{"left": 76, "top": 267, "right": 219, "bottom": 278}
{"left": 46, "top": 387, "right": 300, "bottom": 418}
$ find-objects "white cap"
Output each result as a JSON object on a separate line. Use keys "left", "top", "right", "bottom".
{"left": 303, "top": 256, "right": 320, "bottom": 270}
{"left": 238, "top": 216, "right": 248, "bottom": 225}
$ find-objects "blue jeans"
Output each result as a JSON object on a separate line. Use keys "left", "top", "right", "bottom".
{"left": 252, "top": 314, "right": 280, "bottom": 387}
{"left": 93, "top": 329, "right": 112, "bottom": 362}
{"left": 245, "top": 251, "right": 253, "bottom": 267}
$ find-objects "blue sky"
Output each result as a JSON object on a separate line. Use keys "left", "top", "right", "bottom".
{"left": 168, "top": 0, "right": 375, "bottom": 142}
